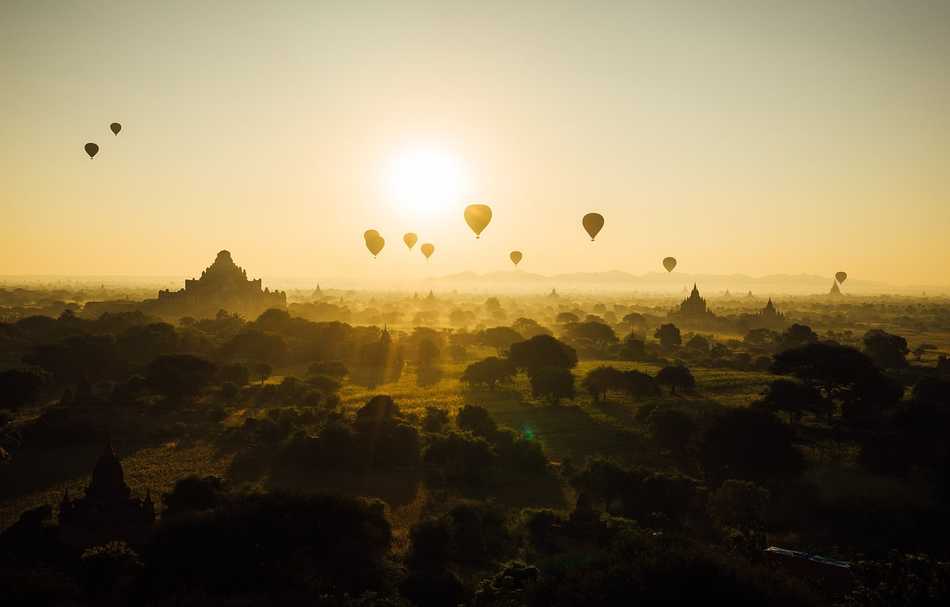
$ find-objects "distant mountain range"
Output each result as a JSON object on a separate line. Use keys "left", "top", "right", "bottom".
{"left": 424, "top": 270, "right": 942, "bottom": 295}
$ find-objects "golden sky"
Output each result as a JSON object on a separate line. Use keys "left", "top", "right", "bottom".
{"left": 2, "top": 1, "right": 949, "bottom": 286}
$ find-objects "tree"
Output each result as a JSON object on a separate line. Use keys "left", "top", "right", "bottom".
{"left": 771, "top": 343, "right": 902, "bottom": 420}
{"left": 161, "top": 475, "right": 227, "bottom": 519}
{"left": 654, "top": 323, "right": 681, "bottom": 351}
{"left": 117, "top": 322, "right": 178, "bottom": 365}
{"left": 622, "top": 312, "right": 647, "bottom": 331}
{"left": 252, "top": 362, "right": 272, "bottom": 386}
{"left": 778, "top": 323, "right": 818, "bottom": 351}
{"left": 461, "top": 357, "right": 517, "bottom": 390}
{"left": 647, "top": 408, "right": 696, "bottom": 456}
{"left": 912, "top": 343, "right": 937, "bottom": 362}
{"left": 862, "top": 329, "right": 909, "bottom": 369}
{"left": 416, "top": 338, "right": 441, "bottom": 368}
{"left": 512, "top": 317, "right": 552, "bottom": 338}
{"left": 581, "top": 366, "right": 626, "bottom": 402}
{"left": 422, "top": 406, "right": 450, "bottom": 433}
{"left": 561, "top": 321, "right": 618, "bottom": 352}
{"left": 619, "top": 334, "right": 647, "bottom": 360}
{"left": 756, "top": 379, "right": 831, "bottom": 424}
{"left": 685, "top": 334, "right": 710, "bottom": 353}
{"left": 708, "top": 479, "right": 770, "bottom": 532}
{"left": 146, "top": 354, "right": 216, "bottom": 399}
{"left": 530, "top": 367, "right": 575, "bottom": 404}
{"left": 0, "top": 368, "right": 47, "bottom": 410}
{"left": 24, "top": 334, "right": 121, "bottom": 384}
{"left": 307, "top": 360, "right": 348, "bottom": 379}
{"left": 744, "top": 328, "right": 780, "bottom": 350}
{"left": 656, "top": 365, "right": 695, "bottom": 395}
{"left": 219, "top": 329, "right": 286, "bottom": 364}
{"left": 555, "top": 312, "right": 579, "bottom": 324}
{"left": 457, "top": 405, "right": 497, "bottom": 438}
{"left": 508, "top": 335, "right": 577, "bottom": 376}
{"left": 218, "top": 363, "right": 249, "bottom": 387}
{"left": 478, "top": 326, "right": 524, "bottom": 352}
{"left": 701, "top": 408, "right": 804, "bottom": 484}
{"left": 623, "top": 369, "right": 661, "bottom": 400}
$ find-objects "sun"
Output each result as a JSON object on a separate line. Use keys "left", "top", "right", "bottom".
{"left": 386, "top": 147, "right": 469, "bottom": 220}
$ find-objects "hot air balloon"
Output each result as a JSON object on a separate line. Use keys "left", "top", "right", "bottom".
{"left": 510, "top": 251, "right": 523, "bottom": 266}
{"left": 110, "top": 122, "right": 122, "bottom": 136}
{"left": 464, "top": 204, "right": 492, "bottom": 238}
{"left": 364, "top": 229, "right": 380, "bottom": 242}
{"left": 582, "top": 213, "right": 604, "bottom": 241}
{"left": 403, "top": 233, "right": 418, "bottom": 249}
{"left": 835, "top": 271, "right": 848, "bottom": 284}
{"left": 662, "top": 257, "right": 677, "bottom": 273}
{"left": 84, "top": 143, "right": 99, "bottom": 159}
{"left": 365, "top": 233, "right": 385, "bottom": 257}
{"left": 420, "top": 243, "right": 435, "bottom": 260}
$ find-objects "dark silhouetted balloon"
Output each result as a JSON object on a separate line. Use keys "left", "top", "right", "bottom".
{"left": 420, "top": 243, "right": 435, "bottom": 259}
{"left": 403, "top": 233, "right": 418, "bottom": 249}
{"left": 110, "top": 122, "right": 121, "bottom": 136}
{"left": 84, "top": 143, "right": 99, "bottom": 159}
{"left": 835, "top": 271, "right": 848, "bottom": 284}
{"left": 582, "top": 212, "right": 604, "bottom": 241}
{"left": 663, "top": 257, "right": 677, "bottom": 272}
{"left": 364, "top": 229, "right": 380, "bottom": 242}
{"left": 510, "top": 251, "right": 523, "bottom": 266}
{"left": 365, "top": 234, "right": 384, "bottom": 257}
{"left": 464, "top": 204, "right": 492, "bottom": 238}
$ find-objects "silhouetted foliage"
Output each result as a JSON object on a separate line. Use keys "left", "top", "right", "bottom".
{"left": 701, "top": 408, "right": 803, "bottom": 485}
{"left": 0, "top": 368, "right": 47, "bottom": 410}
{"left": 863, "top": 329, "right": 909, "bottom": 369}
{"left": 146, "top": 354, "right": 216, "bottom": 399}
{"left": 654, "top": 323, "right": 682, "bottom": 351}
{"left": 656, "top": 365, "right": 695, "bottom": 395}
{"left": 462, "top": 357, "right": 517, "bottom": 390}
{"left": 509, "top": 335, "right": 578, "bottom": 376}
{"left": 530, "top": 367, "right": 575, "bottom": 404}
{"left": 581, "top": 365, "right": 626, "bottom": 402}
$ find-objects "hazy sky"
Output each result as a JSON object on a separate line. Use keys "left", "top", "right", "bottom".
{"left": 3, "top": 1, "right": 949, "bottom": 286}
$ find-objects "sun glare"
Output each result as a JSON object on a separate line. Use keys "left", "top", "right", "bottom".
{"left": 386, "top": 147, "right": 468, "bottom": 220}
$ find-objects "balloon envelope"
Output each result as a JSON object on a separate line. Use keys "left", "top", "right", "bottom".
{"left": 582, "top": 213, "right": 604, "bottom": 241}
{"left": 420, "top": 243, "right": 435, "bottom": 259}
{"left": 510, "top": 251, "right": 523, "bottom": 266}
{"left": 365, "top": 234, "right": 384, "bottom": 257}
{"left": 663, "top": 257, "right": 677, "bottom": 272}
{"left": 364, "top": 229, "right": 380, "bottom": 242}
{"left": 835, "top": 271, "right": 848, "bottom": 284}
{"left": 84, "top": 143, "right": 99, "bottom": 159}
{"left": 464, "top": 204, "right": 492, "bottom": 238}
{"left": 110, "top": 122, "right": 121, "bottom": 136}
{"left": 403, "top": 233, "right": 418, "bottom": 249}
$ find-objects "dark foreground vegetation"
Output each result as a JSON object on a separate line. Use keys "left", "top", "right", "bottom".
{"left": 2, "top": 291, "right": 950, "bottom": 605}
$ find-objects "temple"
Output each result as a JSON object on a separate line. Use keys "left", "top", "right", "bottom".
{"left": 669, "top": 284, "right": 715, "bottom": 320}
{"left": 666, "top": 284, "right": 719, "bottom": 329}
{"left": 743, "top": 297, "right": 787, "bottom": 330}
{"left": 58, "top": 439, "right": 155, "bottom": 548}
{"left": 149, "top": 250, "right": 286, "bottom": 319}
{"left": 829, "top": 281, "right": 842, "bottom": 296}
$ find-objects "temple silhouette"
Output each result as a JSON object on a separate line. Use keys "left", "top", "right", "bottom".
{"left": 150, "top": 250, "right": 286, "bottom": 319}
{"left": 58, "top": 439, "right": 154, "bottom": 548}
{"left": 742, "top": 297, "right": 787, "bottom": 330}
{"left": 670, "top": 284, "right": 717, "bottom": 323}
